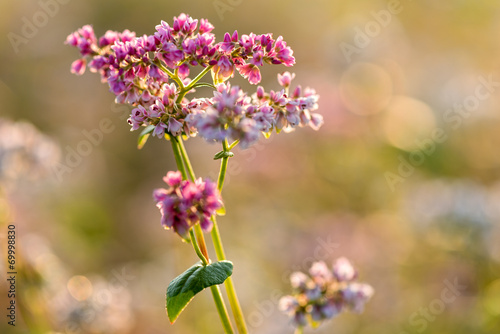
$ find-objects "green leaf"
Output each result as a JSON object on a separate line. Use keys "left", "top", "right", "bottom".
{"left": 213, "top": 150, "right": 234, "bottom": 160}
{"left": 191, "top": 82, "right": 217, "bottom": 90}
{"left": 166, "top": 260, "right": 233, "bottom": 323}
{"left": 137, "top": 124, "right": 155, "bottom": 149}
{"left": 216, "top": 203, "right": 226, "bottom": 216}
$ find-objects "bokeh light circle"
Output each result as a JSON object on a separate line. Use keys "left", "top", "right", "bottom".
{"left": 67, "top": 275, "right": 93, "bottom": 301}
{"left": 381, "top": 96, "right": 436, "bottom": 151}
{"left": 340, "top": 62, "right": 393, "bottom": 115}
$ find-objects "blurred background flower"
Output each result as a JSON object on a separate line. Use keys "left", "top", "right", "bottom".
{"left": 1, "top": 0, "right": 500, "bottom": 333}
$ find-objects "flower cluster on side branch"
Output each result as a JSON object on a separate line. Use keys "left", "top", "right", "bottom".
{"left": 279, "top": 258, "right": 374, "bottom": 329}
{"left": 153, "top": 171, "right": 222, "bottom": 240}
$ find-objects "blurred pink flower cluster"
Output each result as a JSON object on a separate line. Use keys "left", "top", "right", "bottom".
{"left": 280, "top": 257, "right": 374, "bottom": 328}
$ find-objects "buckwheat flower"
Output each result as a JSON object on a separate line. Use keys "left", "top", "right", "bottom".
{"left": 309, "top": 113, "right": 324, "bottom": 131}
{"left": 168, "top": 118, "right": 184, "bottom": 136}
{"left": 191, "top": 108, "right": 227, "bottom": 142}
{"left": 278, "top": 71, "right": 295, "bottom": 88}
{"left": 333, "top": 257, "right": 357, "bottom": 282}
{"left": 212, "top": 55, "right": 234, "bottom": 83}
{"left": 237, "top": 63, "right": 261, "bottom": 85}
{"left": 239, "top": 33, "right": 257, "bottom": 54}
{"left": 309, "top": 261, "right": 332, "bottom": 285}
{"left": 272, "top": 36, "right": 295, "bottom": 66}
{"left": 153, "top": 122, "right": 168, "bottom": 138}
{"left": 305, "top": 286, "right": 322, "bottom": 301}
{"left": 257, "top": 33, "right": 274, "bottom": 53}
{"left": 218, "top": 31, "right": 239, "bottom": 53}
{"left": 0, "top": 118, "right": 61, "bottom": 185}
{"left": 154, "top": 20, "right": 174, "bottom": 44}
{"left": 199, "top": 18, "right": 214, "bottom": 34}
{"left": 280, "top": 258, "right": 373, "bottom": 329}
{"left": 321, "top": 301, "right": 342, "bottom": 319}
{"left": 177, "top": 63, "right": 190, "bottom": 79}
{"left": 290, "top": 272, "right": 309, "bottom": 290}
{"left": 159, "top": 42, "right": 184, "bottom": 68}
{"left": 70, "top": 58, "right": 87, "bottom": 75}
{"left": 342, "top": 283, "right": 374, "bottom": 313}
{"left": 172, "top": 13, "right": 197, "bottom": 35}
{"left": 279, "top": 295, "right": 299, "bottom": 315}
{"left": 98, "top": 30, "right": 120, "bottom": 47}
{"left": 128, "top": 105, "right": 148, "bottom": 130}
{"left": 153, "top": 171, "right": 222, "bottom": 239}
{"left": 252, "top": 105, "right": 275, "bottom": 133}
{"left": 293, "top": 311, "right": 308, "bottom": 327}
{"left": 227, "top": 117, "right": 260, "bottom": 149}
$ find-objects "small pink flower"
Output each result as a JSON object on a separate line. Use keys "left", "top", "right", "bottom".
{"left": 212, "top": 55, "right": 234, "bottom": 83}
{"left": 199, "top": 18, "right": 214, "bottom": 34}
{"left": 153, "top": 122, "right": 168, "bottom": 138}
{"left": 168, "top": 118, "right": 184, "bottom": 136}
{"left": 70, "top": 58, "right": 86, "bottom": 75}
{"left": 278, "top": 71, "right": 295, "bottom": 88}
{"left": 177, "top": 63, "right": 190, "bottom": 79}
{"left": 237, "top": 64, "right": 261, "bottom": 85}
{"left": 342, "top": 283, "right": 374, "bottom": 313}
{"left": 333, "top": 257, "right": 357, "bottom": 282}
{"left": 163, "top": 171, "right": 183, "bottom": 187}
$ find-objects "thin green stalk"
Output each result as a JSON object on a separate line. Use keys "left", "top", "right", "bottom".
{"left": 169, "top": 135, "right": 188, "bottom": 180}
{"left": 210, "top": 217, "right": 248, "bottom": 334}
{"left": 178, "top": 137, "right": 196, "bottom": 181}
{"left": 184, "top": 65, "right": 214, "bottom": 91}
{"left": 217, "top": 139, "right": 230, "bottom": 192}
{"left": 169, "top": 134, "right": 234, "bottom": 333}
{"left": 228, "top": 140, "right": 239, "bottom": 150}
{"left": 211, "top": 139, "right": 248, "bottom": 334}
{"left": 194, "top": 224, "right": 210, "bottom": 261}
{"left": 189, "top": 229, "right": 208, "bottom": 266}
{"left": 210, "top": 285, "right": 234, "bottom": 334}
{"left": 177, "top": 137, "right": 249, "bottom": 334}
{"left": 154, "top": 59, "right": 185, "bottom": 89}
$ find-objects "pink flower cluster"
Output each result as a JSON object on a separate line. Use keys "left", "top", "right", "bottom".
{"left": 279, "top": 258, "right": 374, "bottom": 328}
{"left": 187, "top": 73, "right": 322, "bottom": 148}
{"left": 152, "top": 171, "right": 222, "bottom": 239}
{"left": 66, "top": 14, "right": 321, "bottom": 148}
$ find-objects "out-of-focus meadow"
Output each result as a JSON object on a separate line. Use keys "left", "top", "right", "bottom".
{"left": 1, "top": 0, "right": 500, "bottom": 333}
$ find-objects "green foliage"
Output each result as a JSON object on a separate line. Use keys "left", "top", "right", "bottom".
{"left": 166, "top": 261, "right": 233, "bottom": 323}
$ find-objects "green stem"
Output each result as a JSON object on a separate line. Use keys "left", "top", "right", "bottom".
{"left": 169, "top": 135, "right": 188, "bottom": 180}
{"left": 217, "top": 139, "right": 230, "bottom": 192}
{"left": 154, "top": 59, "right": 185, "bottom": 89}
{"left": 189, "top": 229, "right": 208, "bottom": 266}
{"left": 194, "top": 224, "right": 210, "bottom": 261}
{"left": 169, "top": 134, "right": 233, "bottom": 333}
{"left": 178, "top": 137, "right": 196, "bottom": 181}
{"left": 211, "top": 139, "right": 249, "bottom": 334}
{"left": 294, "top": 327, "right": 304, "bottom": 334}
{"left": 228, "top": 140, "right": 240, "bottom": 150}
{"left": 210, "top": 218, "right": 248, "bottom": 334}
{"left": 177, "top": 137, "right": 249, "bottom": 334}
{"left": 185, "top": 65, "right": 214, "bottom": 91}
{"left": 210, "top": 285, "right": 234, "bottom": 334}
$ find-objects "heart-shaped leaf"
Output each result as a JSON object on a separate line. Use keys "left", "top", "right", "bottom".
{"left": 166, "top": 260, "right": 233, "bottom": 323}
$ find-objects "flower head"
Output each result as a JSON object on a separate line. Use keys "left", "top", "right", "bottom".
{"left": 66, "top": 15, "right": 322, "bottom": 149}
{"left": 280, "top": 258, "right": 373, "bottom": 329}
{"left": 153, "top": 171, "right": 222, "bottom": 239}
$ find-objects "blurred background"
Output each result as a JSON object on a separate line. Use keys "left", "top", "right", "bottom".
{"left": 1, "top": 0, "right": 500, "bottom": 333}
